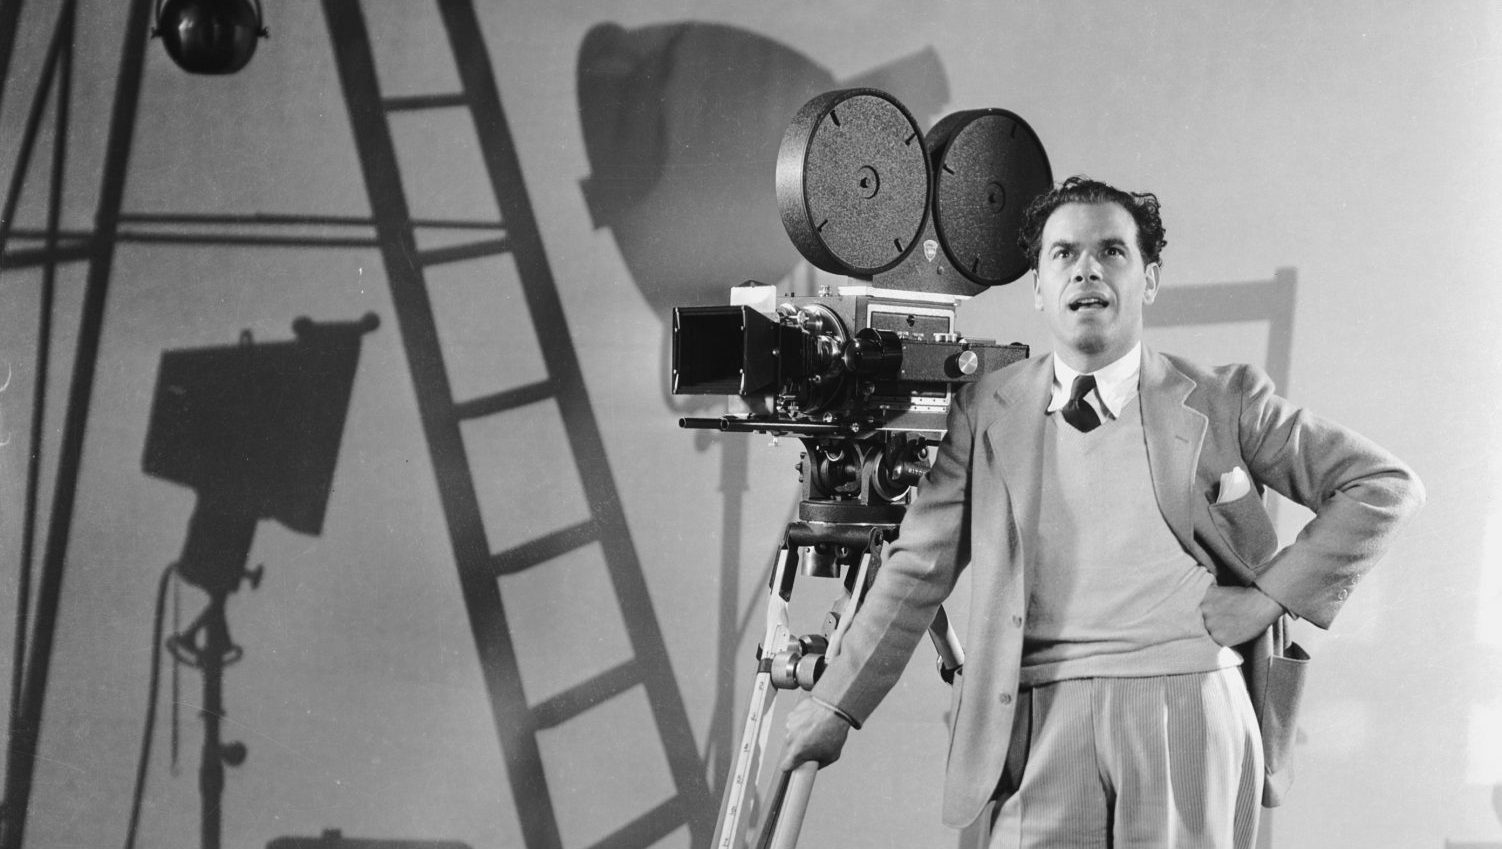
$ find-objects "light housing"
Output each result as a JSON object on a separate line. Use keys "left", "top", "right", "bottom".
{"left": 153, "top": 0, "right": 268, "bottom": 75}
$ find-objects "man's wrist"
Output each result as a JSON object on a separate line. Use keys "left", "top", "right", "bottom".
{"left": 1249, "top": 583, "right": 1296, "bottom": 627}
{"left": 1251, "top": 582, "right": 1291, "bottom": 616}
{"left": 809, "top": 695, "right": 861, "bottom": 730}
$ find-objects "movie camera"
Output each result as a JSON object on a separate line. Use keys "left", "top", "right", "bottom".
{"left": 673, "top": 88, "right": 1052, "bottom": 848}
{"left": 675, "top": 87, "right": 1049, "bottom": 521}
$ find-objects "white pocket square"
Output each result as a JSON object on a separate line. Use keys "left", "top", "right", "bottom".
{"left": 1215, "top": 466, "right": 1252, "bottom": 504}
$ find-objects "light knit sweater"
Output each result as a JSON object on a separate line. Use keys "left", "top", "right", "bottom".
{"left": 1020, "top": 399, "right": 1240, "bottom": 687}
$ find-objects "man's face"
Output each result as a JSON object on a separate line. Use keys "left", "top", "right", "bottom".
{"left": 1032, "top": 201, "right": 1160, "bottom": 372}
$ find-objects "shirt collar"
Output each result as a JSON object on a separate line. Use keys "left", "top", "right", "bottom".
{"left": 1046, "top": 342, "right": 1142, "bottom": 419}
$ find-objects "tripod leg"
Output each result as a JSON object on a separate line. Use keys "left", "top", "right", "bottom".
{"left": 759, "top": 540, "right": 878, "bottom": 849}
{"left": 928, "top": 605, "right": 966, "bottom": 681}
{"left": 714, "top": 546, "right": 796, "bottom": 849}
{"left": 765, "top": 762, "right": 817, "bottom": 849}
{"left": 824, "top": 546, "right": 874, "bottom": 660}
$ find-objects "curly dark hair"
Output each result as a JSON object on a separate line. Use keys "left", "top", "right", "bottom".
{"left": 1018, "top": 175, "right": 1167, "bottom": 268}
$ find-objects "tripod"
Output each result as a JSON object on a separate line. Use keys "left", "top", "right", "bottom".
{"left": 711, "top": 437, "right": 964, "bottom": 849}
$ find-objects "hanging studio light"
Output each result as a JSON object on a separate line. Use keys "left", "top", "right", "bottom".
{"left": 153, "top": 0, "right": 268, "bottom": 75}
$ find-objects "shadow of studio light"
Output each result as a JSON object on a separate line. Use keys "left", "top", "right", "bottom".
{"left": 576, "top": 21, "right": 951, "bottom": 404}
{"left": 136, "top": 314, "right": 379, "bottom": 849}
{"left": 144, "top": 313, "right": 380, "bottom": 605}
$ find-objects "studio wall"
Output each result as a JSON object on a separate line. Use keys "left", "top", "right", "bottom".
{"left": 0, "top": 2, "right": 1497, "bottom": 848}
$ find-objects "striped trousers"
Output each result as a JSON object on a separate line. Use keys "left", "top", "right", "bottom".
{"left": 985, "top": 668, "right": 1263, "bottom": 849}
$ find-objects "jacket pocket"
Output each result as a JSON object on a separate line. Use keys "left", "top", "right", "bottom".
{"left": 1207, "top": 490, "right": 1279, "bottom": 569}
{"left": 1255, "top": 641, "right": 1310, "bottom": 805}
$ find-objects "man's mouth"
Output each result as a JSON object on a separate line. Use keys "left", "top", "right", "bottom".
{"left": 1069, "top": 295, "right": 1110, "bottom": 311}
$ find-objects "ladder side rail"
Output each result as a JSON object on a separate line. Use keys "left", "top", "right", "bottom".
{"left": 0, "top": 0, "right": 152, "bottom": 846}
{"left": 10, "top": 0, "right": 73, "bottom": 771}
{"left": 0, "top": 0, "right": 25, "bottom": 120}
{"left": 3, "top": 0, "right": 74, "bottom": 795}
{"left": 320, "top": 4, "right": 564, "bottom": 849}
{"left": 434, "top": 5, "right": 714, "bottom": 841}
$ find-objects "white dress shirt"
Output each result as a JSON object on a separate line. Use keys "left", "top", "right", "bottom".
{"left": 1045, "top": 343, "right": 1142, "bottom": 423}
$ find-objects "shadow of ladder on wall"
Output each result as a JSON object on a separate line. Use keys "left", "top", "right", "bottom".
{"left": 322, "top": 3, "right": 712, "bottom": 848}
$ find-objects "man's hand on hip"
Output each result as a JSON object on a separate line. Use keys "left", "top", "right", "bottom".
{"left": 779, "top": 698, "right": 851, "bottom": 772}
{"left": 1200, "top": 584, "right": 1285, "bottom": 647}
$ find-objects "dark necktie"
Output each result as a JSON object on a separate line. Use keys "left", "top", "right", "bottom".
{"left": 1062, "top": 374, "right": 1102, "bottom": 433}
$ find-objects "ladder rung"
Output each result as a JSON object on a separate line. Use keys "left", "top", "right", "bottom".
{"left": 492, "top": 520, "right": 598, "bottom": 576}
{"left": 383, "top": 92, "right": 468, "bottom": 111}
{"left": 415, "top": 236, "right": 511, "bottom": 267}
{"left": 1, "top": 240, "right": 93, "bottom": 269}
{"left": 455, "top": 379, "right": 555, "bottom": 420}
{"left": 531, "top": 660, "right": 640, "bottom": 729}
{"left": 585, "top": 796, "right": 688, "bottom": 849}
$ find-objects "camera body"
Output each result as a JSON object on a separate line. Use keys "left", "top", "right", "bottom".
{"left": 674, "top": 284, "right": 1026, "bottom": 439}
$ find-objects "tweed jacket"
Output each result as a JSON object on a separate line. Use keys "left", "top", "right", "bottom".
{"left": 809, "top": 345, "right": 1425, "bottom": 828}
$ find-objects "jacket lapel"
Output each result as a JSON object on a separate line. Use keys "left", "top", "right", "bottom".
{"left": 982, "top": 355, "right": 1053, "bottom": 558}
{"left": 981, "top": 348, "right": 1207, "bottom": 561}
{"left": 1139, "top": 346, "right": 1208, "bottom": 554}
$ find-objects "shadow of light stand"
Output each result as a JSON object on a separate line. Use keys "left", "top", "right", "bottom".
{"left": 141, "top": 313, "right": 379, "bottom": 849}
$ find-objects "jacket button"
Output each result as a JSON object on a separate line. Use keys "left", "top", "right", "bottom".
{"left": 1011, "top": 615, "right": 1023, "bottom": 628}
{"left": 999, "top": 693, "right": 1013, "bottom": 706}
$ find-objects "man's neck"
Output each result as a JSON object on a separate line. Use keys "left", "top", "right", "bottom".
{"left": 1057, "top": 342, "right": 1139, "bottom": 374}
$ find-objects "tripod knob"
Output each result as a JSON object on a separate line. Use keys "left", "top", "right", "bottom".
{"left": 769, "top": 649, "right": 802, "bottom": 690}
{"left": 797, "top": 634, "right": 829, "bottom": 655}
{"left": 794, "top": 653, "right": 826, "bottom": 689}
{"left": 769, "top": 637, "right": 830, "bottom": 691}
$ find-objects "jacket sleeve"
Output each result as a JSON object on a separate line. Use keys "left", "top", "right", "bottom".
{"left": 1236, "top": 365, "right": 1426, "bottom": 628}
{"left": 808, "top": 381, "right": 978, "bottom": 726}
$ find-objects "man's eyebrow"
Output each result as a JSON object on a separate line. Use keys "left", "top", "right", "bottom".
{"left": 1047, "top": 238, "right": 1078, "bottom": 252}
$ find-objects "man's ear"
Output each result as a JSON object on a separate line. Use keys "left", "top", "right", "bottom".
{"left": 1032, "top": 270, "right": 1043, "bottom": 310}
{"left": 1142, "top": 263, "right": 1161, "bottom": 305}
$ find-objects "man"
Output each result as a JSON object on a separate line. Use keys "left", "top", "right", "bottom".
{"left": 780, "top": 176, "right": 1424, "bottom": 848}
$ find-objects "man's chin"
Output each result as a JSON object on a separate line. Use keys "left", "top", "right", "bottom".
{"left": 1067, "top": 333, "right": 1109, "bottom": 357}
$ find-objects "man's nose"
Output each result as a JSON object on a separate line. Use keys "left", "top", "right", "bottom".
{"left": 1071, "top": 255, "right": 1103, "bottom": 282}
